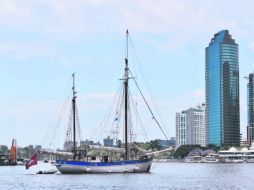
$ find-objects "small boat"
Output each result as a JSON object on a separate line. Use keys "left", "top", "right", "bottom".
{"left": 185, "top": 155, "right": 203, "bottom": 163}
{"left": 204, "top": 154, "right": 219, "bottom": 163}
{"left": 37, "top": 169, "right": 57, "bottom": 174}
{"left": 17, "top": 161, "right": 25, "bottom": 165}
{"left": 245, "top": 156, "right": 254, "bottom": 163}
{"left": 224, "top": 158, "right": 244, "bottom": 163}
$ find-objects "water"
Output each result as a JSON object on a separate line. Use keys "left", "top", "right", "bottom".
{"left": 0, "top": 162, "right": 253, "bottom": 190}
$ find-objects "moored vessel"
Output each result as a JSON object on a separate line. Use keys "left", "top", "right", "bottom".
{"left": 54, "top": 30, "right": 172, "bottom": 173}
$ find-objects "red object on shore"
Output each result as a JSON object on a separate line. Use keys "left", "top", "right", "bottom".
{"left": 25, "top": 153, "right": 38, "bottom": 169}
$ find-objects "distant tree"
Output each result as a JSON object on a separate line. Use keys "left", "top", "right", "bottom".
{"left": 173, "top": 145, "right": 202, "bottom": 159}
{"left": 218, "top": 145, "right": 230, "bottom": 151}
{"left": 149, "top": 140, "right": 162, "bottom": 151}
{"left": 207, "top": 144, "right": 220, "bottom": 151}
{"left": 0, "top": 145, "right": 9, "bottom": 155}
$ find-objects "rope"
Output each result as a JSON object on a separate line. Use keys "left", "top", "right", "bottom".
{"left": 128, "top": 34, "right": 170, "bottom": 139}
{"left": 129, "top": 70, "right": 168, "bottom": 140}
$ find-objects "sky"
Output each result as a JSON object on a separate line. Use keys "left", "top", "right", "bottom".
{"left": 0, "top": 0, "right": 253, "bottom": 148}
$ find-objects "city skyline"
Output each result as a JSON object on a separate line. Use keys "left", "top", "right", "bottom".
{"left": 0, "top": 1, "right": 254, "bottom": 146}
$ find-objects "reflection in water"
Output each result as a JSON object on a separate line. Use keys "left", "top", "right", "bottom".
{"left": 0, "top": 162, "right": 253, "bottom": 190}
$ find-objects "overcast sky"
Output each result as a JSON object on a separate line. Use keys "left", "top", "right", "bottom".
{"left": 0, "top": 0, "right": 253, "bottom": 147}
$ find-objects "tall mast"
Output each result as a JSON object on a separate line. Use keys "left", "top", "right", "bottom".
{"left": 124, "top": 30, "right": 129, "bottom": 160}
{"left": 72, "top": 73, "right": 77, "bottom": 160}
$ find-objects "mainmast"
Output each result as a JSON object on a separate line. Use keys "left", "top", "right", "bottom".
{"left": 124, "top": 30, "right": 129, "bottom": 160}
{"left": 72, "top": 73, "right": 77, "bottom": 160}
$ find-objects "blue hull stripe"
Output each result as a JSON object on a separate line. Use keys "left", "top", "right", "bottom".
{"left": 56, "top": 158, "right": 151, "bottom": 167}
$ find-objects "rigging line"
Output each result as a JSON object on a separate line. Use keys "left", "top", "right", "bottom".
{"left": 128, "top": 35, "right": 170, "bottom": 138}
{"left": 128, "top": 89, "right": 138, "bottom": 142}
{"left": 127, "top": 91, "right": 134, "bottom": 143}
{"left": 129, "top": 70, "right": 168, "bottom": 140}
{"left": 109, "top": 85, "right": 124, "bottom": 136}
{"left": 40, "top": 77, "right": 73, "bottom": 147}
{"left": 128, "top": 89, "right": 149, "bottom": 141}
{"left": 111, "top": 86, "right": 124, "bottom": 144}
{"left": 48, "top": 98, "right": 71, "bottom": 149}
{"left": 126, "top": 34, "right": 138, "bottom": 81}
{"left": 75, "top": 104, "right": 82, "bottom": 143}
{"left": 66, "top": 105, "right": 73, "bottom": 141}
{"left": 100, "top": 89, "right": 121, "bottom": 138}
{"left": 41, "top": 93, "right": 72, "bottom": 147}
{"left": 91, "top": 84, "right": 122, "bottom": 140}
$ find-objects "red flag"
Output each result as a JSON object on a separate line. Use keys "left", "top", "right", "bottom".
{"left": 25, "top": 153, "right": 38, "bottom": 169}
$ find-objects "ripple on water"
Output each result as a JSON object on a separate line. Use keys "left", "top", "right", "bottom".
{"left": 0, "top": 163, "right": 254, "bottom": 190}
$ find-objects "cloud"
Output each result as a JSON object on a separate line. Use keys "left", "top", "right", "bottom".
{"left": 0, "top": 0, "right": 253, "bottom": 145}
{"left": 1, "top": 0, "right": 254, "bottom": 52}
{"left": 0, "top": 97, "right": 62, "bottom": 147}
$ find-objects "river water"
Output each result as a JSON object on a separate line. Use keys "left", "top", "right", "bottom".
{"left": 0, "top": 162, "right": 253, "bottom": 190}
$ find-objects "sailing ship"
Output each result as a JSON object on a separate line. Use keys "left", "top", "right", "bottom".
{"left": 42, "top": 30, "right": 173, "bottom": 174}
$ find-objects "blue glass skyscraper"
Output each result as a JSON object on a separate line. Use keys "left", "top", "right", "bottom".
{"left": 205, "top": 30, "right": 240, "bottom": 146}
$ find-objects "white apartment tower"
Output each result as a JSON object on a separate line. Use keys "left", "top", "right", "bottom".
{"left": 176, "top": 111, "right": 187, "bottom": 147}
{"left": 176, "top": 104, "right": 206, "bottom": 147}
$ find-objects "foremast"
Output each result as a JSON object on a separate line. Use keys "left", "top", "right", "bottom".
{"left": 72, "top": 73, "right": 77, "bottom": 160}
{"left": 124, "top": 30, "right": 129, "bottom": 161}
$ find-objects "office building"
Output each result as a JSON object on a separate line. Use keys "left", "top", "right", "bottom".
{"left": 206, "top": 30, "right": 240, "bottom": 146}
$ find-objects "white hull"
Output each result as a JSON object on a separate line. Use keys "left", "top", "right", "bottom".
{"left": 224, "top": 159, "right": 244, "bottom": 163}
{"left": 204, "top": 160, "right": 219, "bottom": 163}
{"left": 56, "top": 158, "right": 153, "bottom": 174}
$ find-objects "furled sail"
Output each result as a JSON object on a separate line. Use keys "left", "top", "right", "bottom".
{"left": 132, "top": 144, "right": 174, "bottom": 156}
{"left": 144, "top": 146, "right": 175, "bottom": 157}
{"left": 10, "top": 139, "right": 17, "bottom": 162}
{"left": 88, "top": 145, "right": 126, "bottom": 154}
{"left": 39, "top": 149, "right": 74, "bottom": 157}
{"left": 132, "top": 144, "right": 148, "bottom": 154}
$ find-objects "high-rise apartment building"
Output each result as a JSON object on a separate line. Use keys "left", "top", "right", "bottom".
{"left": 176, "top": 104, "right": 206, "bottom": 147}
{"left": 206, "top": 30, "right": 240, "bottom": 146}
{"left": 247, "top": 72, "right": 254, "bottom": 144}
{"left": 176, "top": 111, "right": 187, "bottom": 147}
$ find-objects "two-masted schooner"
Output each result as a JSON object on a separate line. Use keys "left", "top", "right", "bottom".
{"left": 37, "top": 30, "right": 173, "bottom": 174}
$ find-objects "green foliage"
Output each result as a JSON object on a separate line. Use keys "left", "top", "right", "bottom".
{"left": 0, "top": 145, "right": 9, "bottom": 155}
{"left": 149, "top": 140, "right": 162, "bottom": 151}
{"left": 134, "top": 140, "right": 162, "bottom": 151}
{"left": 173, "top": 145, "right": 202, "bottom": 159}
{"left": 207, "top": 144, "right": 220, "bottom": 151}
{"left": 218, "top": 145, "right": 230, "bottom": 151}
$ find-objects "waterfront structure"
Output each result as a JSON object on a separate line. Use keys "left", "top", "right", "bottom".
{"left": 218, "top": 146, "right": 254, "bottom": 163}
{"left": 247, "top": 72, "right": 254, "bottom": 144}
{"left": 176, "top": 104, "right": 206, "bottom": 147}
{"left": 205, "top": 30, "right": 240, "bottom": 146}
{"left": 185, "top": 146, "right": 254, "bottom": 163}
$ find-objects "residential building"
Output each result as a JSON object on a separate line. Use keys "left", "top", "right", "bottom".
{"left": 176, "top": 111, "right": 187, "bottom": 147}
{"left": 206, "top": 30, "right": 240, "bottom": 146}
{"left": 176, "top": 104, "right": 206, "bottom": 147}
